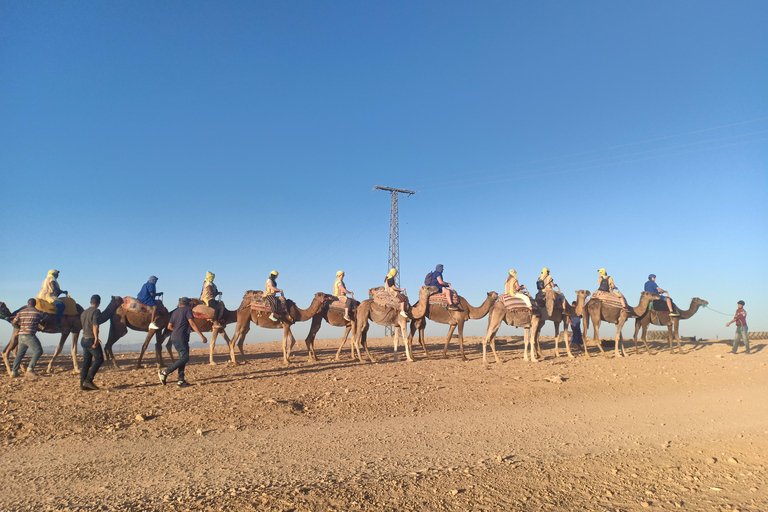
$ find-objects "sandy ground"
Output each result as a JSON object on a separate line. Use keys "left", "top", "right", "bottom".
{"left": 1, "top": 333, "right": 766, "bottom": 512}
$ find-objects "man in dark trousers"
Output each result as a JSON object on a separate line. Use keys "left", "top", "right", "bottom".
{"left": 80, "top": 295, "right": 105, "bottom": 390}
{"left": 159, "top": 297, "right": 207, "bottom": 388}
{"left": 726, "top": 300, "right": 749, "bottom": 354}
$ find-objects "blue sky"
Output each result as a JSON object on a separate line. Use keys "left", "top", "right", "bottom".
{"left": 1, "top": 1, "right": 766, "bottom": 349}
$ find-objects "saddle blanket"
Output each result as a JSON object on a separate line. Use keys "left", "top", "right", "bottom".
{"left": 369, "top": 287, "right": 404, "bottom": 308}
{"left": 428, "top": 289, "right": 459, "bottom": 307}
{"left": 241, "top": 290, "right": 287, "bottom": 314}
{"left": 535, "top": 291, "right": 564, "bottom": 309}
{"left": 648, "top": 299, "right": 678, "bottom": 313}
{"left": 35, "top": 297, "right": 79, "bottom": 316}
{"left": 185, "top": 298, "right": 222, "bottom": 320}
{"left": 328, "top": 297, "right": 348, "bottom": 312}
{"left": 592, "top": 291, "right": 625, "bottom": 309}
{"left": 500, "top": 293, "right": 529, "bottom": 310}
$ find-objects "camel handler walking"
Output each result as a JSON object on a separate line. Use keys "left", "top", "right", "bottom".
{"left": 429, "top": 264, "right": 459, "bottom": 310}
{"left": 200, "top": 271, "right": 223, "bottom": 327}
{"left": 137, "top": 276, "right": 163, "bottom": 329}
{"left": 333, "top": 271, "right": 356, "bottom": 322}
{"left": 10, "top": 299, "right": 47, "bottom": 378}
{"left": 385, "top": 268, "right": 409, "bottom": 318}
{"left": 80, "top": 295, "right": 105, "bottom": 391}
{"left": 644, "top": 274, "right": 678, "bottom": 316}
{"left": 160, "top": 297, "right": 208, "bottom": 388}
{"left": 265, "top": 271, "right": 284, "bottom": 322}
{"left": 597, "top": 268, "right": 629, "bottom": 310}
{"left": 37, "top": 269, "right": 69, "bottom": 326}
{"left": 505, "top": 269, "right": 532, "bottom": 311}
{"left": 726, "top": 300, "right": 750, "bottom": 354}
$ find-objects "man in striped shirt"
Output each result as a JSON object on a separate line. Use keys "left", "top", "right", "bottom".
{"left": 11, "top": 299, "right": 47, "bottom": 378}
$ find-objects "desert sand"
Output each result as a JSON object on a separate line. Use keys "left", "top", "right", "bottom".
{"left": 1, "top": 334, "right": 766, "bottom": 511}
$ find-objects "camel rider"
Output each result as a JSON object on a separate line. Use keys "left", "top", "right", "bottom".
{"left": 200, "top": 271, "right": 223, "bottom": 325}
{"left": 333, "top": 270, "right": 355, "bottom": 322}
{"left": 38, "top": 269, "right": 68, "bottom": 326}
{"left": 385, "top": 268, "right": 409, "bottom": 318}
{"left": 137, "top": 276, "right": 163, "bottom": 329}
{"left": 597, "top": 268, "right": 629, "bottom": 310}
{"left": 536, "top": 267, "right": 565, "bottom": 311}
{"left": 644, "top": 274, "right": 678, "bottom": 316}
{"left": 505, "top": 269, "right": 532, "bottom": 310}
{"left": 429, "top": 264, "right": 459, "bottom": 310}
{"left": 265, "top": 270, "right": 284, "bottom": 322}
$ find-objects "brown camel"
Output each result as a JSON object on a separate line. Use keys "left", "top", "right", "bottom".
{"left": 1, "top": 296, "right": 122, "bottom": 375}
{"left": 227, "top": 292, "right": 328, "bottom": 365}
{"left": 481, "top": 300, "right": 542, "bottom": 364}
{"left": 106, "top": 299, "right": 172, "bottom": 369}
{"left": 408, "top": 291, "right": 499, "bottom": 362}
{"left": 632, "top": 297, "right": 708, "bottom": 355}
{"left": 301, "top": 294, "right": 354, "bottom": 362}
{"left": 583, "top": 291, "right": 659, "bottom": 358}
{"left": 541, "top": 290, "right": 592, "bottom": 359}
{"left": 346, "top": 286, "right": 435, "bottom": 363}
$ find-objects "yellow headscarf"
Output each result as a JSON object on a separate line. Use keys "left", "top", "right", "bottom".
{"left": 336, "top": 270, "right": 344, "bottom": 277}
{"left": 598, "top": 268, "right": 607, "bottom": 277}
{"left": 205, "top": 271, "right": 215, "bottom": 282}
{"left": 270, "top": 270, "right": 279, "bottom": 276}
{"left": 48, "top": 269, "right": 59, "bottom": 278}
{"left": 508, "top": 269, "right": 517, "bottom": 279}
{"left": 540, "top": 267, "right": 550, "bottom": 277}
{"left": 387, "top": 268, "right": 397, "bottom": 278}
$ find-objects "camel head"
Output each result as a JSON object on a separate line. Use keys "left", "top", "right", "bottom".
{"left": 420, "top": 286, "right": 439, "bottom": 297}
{"left": 0, "top": 301, "right": 12, "bottom": 322}
{"left": 487, "top": 291, "right": 499, "bottom": 301}
{"left": 692, "top": 297, "right": 708, "bottom": 306}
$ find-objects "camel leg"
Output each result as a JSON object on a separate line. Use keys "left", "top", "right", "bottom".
{"left": 402, "top": 324, "right": 414, "bottom": 363}
{"left": 530, "top": 325, "right": 541, "bottom": 362}
{"left": 209, "top": 327, "right": 220, "bottom": 365}
{"left": 632, "top": 321, "right": 642, "bottom": 355}
{"left": 134, "top": 329, "right": 155, "bottom": 368}
{"left": 68, "top": 332, "right": 80, "bottom": 374}
{"left": 392, "top": 326, "right": 400, "bottom": 362}
{"left": 553, "top": 323, "right": 561, "bottom": 358}
{"left": 3, "top": 332, "right": 20, "bottom": 376}
{"left": 591, "top": 319, "right": 608, "bottom": 358}
{"left": 282, "top": 325, "right": 292, "bottom": 365}
{"left": 674, "top": 320, "right": 685, "bottom": 354}
{"left": 443, "top": 324, "right": 460, "bottom": 360}
{"left": 335, "top": 333, "right": 349, "bottom": 360}
{"left": 360, "top": 326, "right": 375, "bottom": 363}
{"left": 229, "top": 322, "right": 250, "bottom": 365}
{"left": 46, "top": 333, "right": 68, "bottom": 374}
{"left": 456, "top": 323, "right": 467, "bottom": 362}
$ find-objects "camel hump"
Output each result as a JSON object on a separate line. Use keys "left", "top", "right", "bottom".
{"left": 35, "top": 297, "right": 79, "bottom": 316}
{"left": 369, "top": 286, "right": 385, "bottom": 295}
{"left": 500, "top": 293, "right": 529, "bottom": 311}
{"left": 591, "top": 291, "right": 625, "bottom": 309}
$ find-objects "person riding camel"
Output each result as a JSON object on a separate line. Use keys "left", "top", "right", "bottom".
{"left": 505, "top": 269, "right": 532, "bottom": 311}
{"left": 644, "top": 274, "right": 678, "bottom": 316}
{"left": 597, "top": 268, "right": 629, "bottom": 310}
{"left": 333, "top": 270, "right": 355, "bottom": 322}
{"left": 385, "top": 268, "right": 409, "bottom": 318}
{"left": 264, "top": 270, "right": 283, "bottom": 322}
{"left": 536, "top": 267, "right": 565, "bottom": 311}
{"left": 429, "top": 264, "right": 459, "bottom": 310}
{"left": 137, "top": 276, "right": 163, "bottom": 329}
{"left": 37, "top": 269, "right": 68, "bottom": 326}
{"left": 200, "top": 271, "right": 223, "bottom": 326}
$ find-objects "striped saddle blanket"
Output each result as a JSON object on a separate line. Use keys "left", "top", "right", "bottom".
{"left": 592, "top": 291, "right": 625, "bottom": 309}
{"left": 122, "top": 297, "right": 168, "bottom": 316}
{"left": 428, "top": 290, "right": 459, "bottom": 307}
{"left": 369, "top": 287, "right": 403, "bottom": 308}
{"left": 499, "top": 293, "right": 529, "bottom": 311}
{"left": 35, "top": 297, "right": 79, "bottom": 316}
{"left": 241, "top": 291, "right": 287, "bottom": 314}
{"left": 328, "top": 297, "right": 348, "bottom": 312}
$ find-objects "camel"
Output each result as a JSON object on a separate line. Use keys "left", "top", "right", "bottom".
{"left": 583, "top": 291, "right": 659, "bottom": 358}
{"left": 536, "top": 290, "right": 592, "bottom": 359}
{"left": 1, "top": 296, "right": 122, "bottom": 375}
{"left": 632, "top": 297, "right": 708, "bottom": 355}
{"left": 301, "top": 294, "right": 354, "bottom": 362}
{"left": 345, "top": 286, "right": 435, "bottom": 363}
{"left": 227, "top": 292, "right": 328, "bottom": 365}
{"left": 408, "top": 291, "right": 499, "bottom": 362}
{"left": 480, "top": 300, "right": 542, "bottom": 364}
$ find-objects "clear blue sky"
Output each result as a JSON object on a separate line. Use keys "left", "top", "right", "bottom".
{"left": 1, "top": 1, "right": 766, "bottom": 348}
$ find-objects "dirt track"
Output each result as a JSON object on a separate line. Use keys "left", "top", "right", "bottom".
{"left": 1, "top": 334, "right": 766, "bottom": 511}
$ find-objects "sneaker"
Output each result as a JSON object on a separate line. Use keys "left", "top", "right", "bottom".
{"left": 177, "top": 381, "right": 191, "bottom": 388}
{"left": 11, "top": 371, "right": 18, "bottom": 378}
{"left": 269, "top": 314, "right": 278, "bottom": 322}
{"left": 158, "top": 370, "right": 167, "bottom": 386}
{"left": 448, "top": 304, "right": 459, "bottom": 311}
{"left": 399, "top": 311, "right": 408, "bottom": 318}
{"left": 149, "top": 322, "right": 160, "bottom": 330}
{"left": 80, "top": 384, "right": 88, "bottom": 391}
{"left": 669, "top": 312, "right": 680, "bottom": 316}
{"left": 343, "top": 314, "right": 352, "bottom": 322}
{"left": 83, "top": 381, "right": 99, "bottom": 391}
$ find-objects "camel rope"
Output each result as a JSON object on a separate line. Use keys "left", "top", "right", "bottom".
{"left": 701, "top": 305, "right": 731, "bottom": 316}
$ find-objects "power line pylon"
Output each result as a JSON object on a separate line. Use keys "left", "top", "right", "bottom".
{"left": 374, "top": 186, "right": 418, "bottom": 336}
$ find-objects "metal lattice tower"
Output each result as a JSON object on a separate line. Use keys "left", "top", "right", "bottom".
{"left": 374, "top": 186, "right": 418, "bottom": 335}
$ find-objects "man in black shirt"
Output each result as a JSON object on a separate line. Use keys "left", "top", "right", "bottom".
{"left": 159, "top": 297, "right": 207, "bottom": 388}
{"left": 80, "top": 295, "right": 104, "bottom": 390}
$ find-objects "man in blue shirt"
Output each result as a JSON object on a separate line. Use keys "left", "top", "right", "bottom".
{"left": 430, "top": 264, "right": 459, "bottom": 310}
{"left": 159, "top": 297, "right": 207, "bottom": 388}
{"left": 644, "top": 274, "right": 678, "bottom": 316}
{"left": 137, "top": 276, "right": 163, "bottom": 329}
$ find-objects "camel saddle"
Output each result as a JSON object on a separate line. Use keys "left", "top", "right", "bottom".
{"left": 535, "top": 291, "right": 564, "bottom": 310}
{"left": 35, "top": 297, "right": 79, "bottom": 316}
{"left": 328, "top": 297, "right": 349, "bottom": 313}
{"left": 122, "top": 297, "right": 168, "bottom": 316}
{"left": 591, "top": 290, "right": 625, "bottom": 309}
{"left": 647, "top": 299, "right": 679, "bottom": 314}
{"left": 499, "top": 293, "right": 529, "bottom": 311}
{"left": 240, "top": 290, "right": 288, "bottom": 315}
{"left": 428, "top": 289, "right": 460, "bottom": 309}
{"left": 187, "top": 298, "right": 225, "bottom": 320}
{"left": 369, "top": 287, "right": 404, "bottom": 308}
